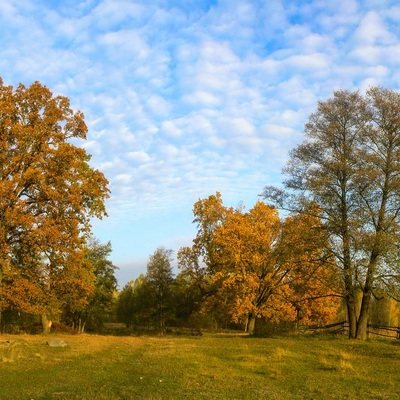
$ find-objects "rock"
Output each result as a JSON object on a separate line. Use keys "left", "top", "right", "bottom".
{"left": 46, "top": 339, "right": 68, "bottom": 347}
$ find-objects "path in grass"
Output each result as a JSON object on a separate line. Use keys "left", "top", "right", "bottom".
{"left": 0, "top": 333, "right": 399, "bottom": 399}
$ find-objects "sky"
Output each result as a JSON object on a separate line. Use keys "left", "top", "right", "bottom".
{"left": 1, "top": 0, "right": 400, "bottom": 287}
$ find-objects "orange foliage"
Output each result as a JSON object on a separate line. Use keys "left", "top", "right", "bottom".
{"left": 180, "top": 193, "right": 341, "bottom": 329}
{"left": 212, "top": 201, "right": 295, "bottom": 324}
{"left": 0, "top": 79, "right": 109, "bottom": 320}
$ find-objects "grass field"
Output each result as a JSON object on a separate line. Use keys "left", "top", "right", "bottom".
{"left": 0, "top": 332, "right": 399, "bottom": 399}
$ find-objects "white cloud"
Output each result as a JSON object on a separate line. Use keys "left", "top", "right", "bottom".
{"left": 81, "top": 140, "right": 102, "bottom": 155}
{"left": 161, "top": 120, "right": 183, "bottom": 138}
{"left": 349, "top": 45, "right": 383, "bottom": 64}
{"left": 126, "top": 151, "right": 152, "bottom": 163}
{"left": 275, "top": 76, "right": 318, "bottom": 108}
{"left": 156, "top": 143, "right": 180, "bottom": 158}
{"left": 301, "top": 33, "right": 333, "bottom": 53}
{"left": 99, "top": 29, "right": 150, "bottom": 60}
{"left": 285, "top": 53, "right": 330, "bottom": 73}
{"left": 354, "top": 11, "right": 395, "bottom": 45}
{"left": 145, "top": 95, "right": 171, "bottom": 116}
{"left": 115, "top": 174, "right": 132, "bottom": 183}
{"left": 217, "top": 117, "right": 255, "bottom": 137}
{"left": 262, "top": 124, "right": 297, "bottom": 139}
{"left": 89, "top": 0, "right": 148, "bottom": 30}
{"left": 183, "top": 90, "right": 221, "bottom": 107}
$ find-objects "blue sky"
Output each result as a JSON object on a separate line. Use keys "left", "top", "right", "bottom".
{"left": 1, "top": 0, "right": 400, "bottom": 287}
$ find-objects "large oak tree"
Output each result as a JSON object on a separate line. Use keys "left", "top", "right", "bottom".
{"left": 0, "top": 79, "right": 109, "bottom": 332}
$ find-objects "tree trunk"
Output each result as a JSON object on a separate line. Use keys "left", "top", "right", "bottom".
{"left": 356, "top": 288, "right": 372, "bottom": 340}
{"left": 159, "top": 297, "right": 165, "bottom": 335}
{"left": 356, "top": 259, "right": 377, "bottom": 340}
{"left": 354, "top": 266, "right": 380, "bottom": 340}
{"left": 356, "top": 305, "right": 369, "bottom": 340}
{"left": 0, "top": 265, "right": 3, "bottom": 334}
{"left": 245, "top": 314, "right": 256, "bottom": 335}
{"left": 294, "top": 307, "right": 302, "bottom": 332}
{"left": 346, "top": 295, "right": 357, "bottom": 339}
{"left": 341, "top": 204, "right": 357, "bottom": 339}
{"left": 41, "top": 314, "right": 52, "bottom": 334}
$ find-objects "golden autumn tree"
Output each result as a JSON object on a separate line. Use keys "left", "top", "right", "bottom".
{"left": 178, "top": 192, "right": 227, "bottom": 298}
{"left": 0, "top": 79, "right": 109, "bottom": 333}
{"left": 179, "top": 193, "right": 341, "bottom": 334}
{"left": 180, "top": 194, "right": 291, "bottom": 334}
{"left": 177, "top": 192, "right": 233, "bottom": 329}
{"left": 278, "top": 210, "right": 341, "bottom": 328}
{"left": 212, "top": 201, "right": 288, "bottom": 334}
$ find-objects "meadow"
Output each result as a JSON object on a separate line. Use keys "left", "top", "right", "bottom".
{"left": 0, "top": 332, "right": 399, "bottom": 399}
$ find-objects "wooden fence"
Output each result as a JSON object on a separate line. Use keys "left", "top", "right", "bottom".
{"left": 299, "top": 320, "right": 348, "bottom": 335}
{"left": 367, "top": 324, "right": 400, "bottom": 339}
{"left": 300, "top": 321, "right": 400, "bottom": 339}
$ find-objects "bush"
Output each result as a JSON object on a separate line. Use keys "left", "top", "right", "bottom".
{"left": 51, "top": 322, "right": 77, "bottom": 335}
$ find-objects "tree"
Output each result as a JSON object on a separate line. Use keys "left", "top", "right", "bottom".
{"left": 177, "top": 193, "right": 230, "bottom": 331}
{"left": 65, "top": 238, "right": 118, "bottom": 333}
{"left": 172, "top": 271, "right": 203, "bottom": 328}
{"left": 213, "top": 201, "right": 338, "bottom": 333}
{"left": 278, "top": 210, "right": 341, "bottom": 328}
{"left": 0, "top": 79, "right": 109, "bottom": 333}
{"left": 179, "top": 194, "right": 337, "bottom": 334}
{"left": 178, "top": 193, "right": 226, "bottom": 301}
{"left": 211, "top": 201, "right": 285, "bottom": 333}
{"left": 117, "top": 281, "right": 135, "bottom": 328}
{"left": 263, "top": 87, "right": 400, "bottom": 339}
{"left": 116, "top": 275, "right": 154, "bottom": 331}
{"left": 146, "top": 247, "right": 174, "bottom": 334}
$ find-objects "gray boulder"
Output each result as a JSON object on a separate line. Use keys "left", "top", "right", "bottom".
{"left": 46, "top": 339, "right": 68, "bottom": 347}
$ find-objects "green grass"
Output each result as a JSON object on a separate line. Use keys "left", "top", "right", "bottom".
{"left": 0, "top": 333, "right": 399, "bottom": 399}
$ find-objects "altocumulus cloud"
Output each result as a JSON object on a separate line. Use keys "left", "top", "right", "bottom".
{"left": 1, "top": 0, "right": 400, "bottom": 283}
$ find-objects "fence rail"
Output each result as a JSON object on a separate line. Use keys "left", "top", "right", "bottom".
{"left": 367, "top": 324, "right": 400, "bottom": 339}
{"left": 299, "top": 320, "right": 348, "bottom": 334}
{"left": 300, "top": 321, "right": 400, "bottom": 339}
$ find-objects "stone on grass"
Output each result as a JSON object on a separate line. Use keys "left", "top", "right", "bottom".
{"left": 46, "top": 339, "right": 68, "bottom": 348}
